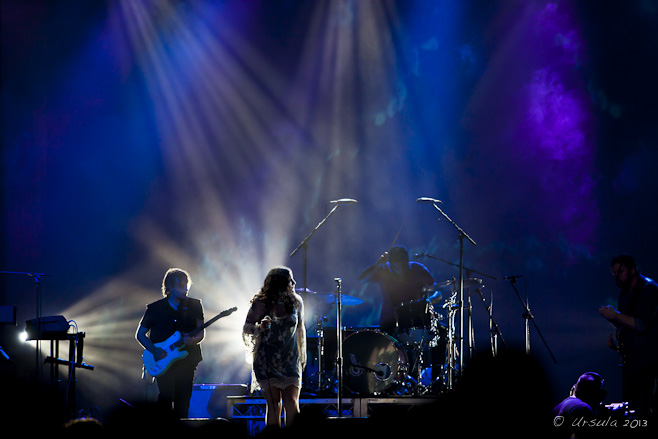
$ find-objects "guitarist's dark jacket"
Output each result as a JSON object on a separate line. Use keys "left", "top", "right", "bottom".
{"left": 139, "top": 297, "right": 204, "bottom": 368}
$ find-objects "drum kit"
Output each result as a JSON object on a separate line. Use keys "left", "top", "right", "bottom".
{"left": 288, "top": 198, "right": 556, "bottom": 401}
{"left": 299, "top": 275, "right": 485, "bottom": 397}
{"left": 287, "top": 197, "right": 511, "bottom": 398}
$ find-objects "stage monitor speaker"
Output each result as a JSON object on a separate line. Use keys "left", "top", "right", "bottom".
{"left": 189, "top": 384, "right": 248, "bottom": 419}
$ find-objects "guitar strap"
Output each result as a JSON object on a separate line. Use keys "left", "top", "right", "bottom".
{"left": 178, "top": 306, "right": 185, "bottom": 325}
{"left": 177, "top": 299, "right": 190, "bottom": 332}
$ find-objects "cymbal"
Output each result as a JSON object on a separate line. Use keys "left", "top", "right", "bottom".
{"left": 295, "top": 287, "right": 317, "bottom": 294}
{"left": 306, "top": 292, "right": 363, "bottom": 306}
{"left": 464, "top": 278, "right": 483, "bottom": 288}
{"left": 431, "top": 278, "right": 483, "bottom": 290}
{"left": 425, "top": 280, "right": 453, "bottom": 291}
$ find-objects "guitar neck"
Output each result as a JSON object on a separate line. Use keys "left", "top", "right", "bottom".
{"left": 188, "top": 307, "right": 237, "bottom": 336}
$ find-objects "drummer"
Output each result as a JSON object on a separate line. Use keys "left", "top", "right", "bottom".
{"left": 358, "top": 245, "right": 437, "bottom": 334}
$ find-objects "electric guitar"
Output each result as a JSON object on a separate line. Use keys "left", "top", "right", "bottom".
{"left": 142, "top": 306, "right": 237, "bottom": 377}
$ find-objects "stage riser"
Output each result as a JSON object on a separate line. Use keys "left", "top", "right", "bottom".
{"left": 227, "top": 396, "right": 441, "bottom": 435}
{"left": 188, "top": 384, "right": 248, "bottom": 419}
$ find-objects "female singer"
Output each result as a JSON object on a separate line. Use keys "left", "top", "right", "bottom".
{"left": 243, "top": 266, "right": 306, "bottom": 427}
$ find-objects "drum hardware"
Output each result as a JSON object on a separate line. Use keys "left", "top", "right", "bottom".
{"left": 442, "top": 289, "right": 459, "bottom": 389}
{"left": 417, "top": 225, "right": 511, "bottom": 390}
{"left": 302, "top": 280, "right": 365, "bottom": 396}
{"left": 392, "top": 298, "right": 453, "bottom": 396}
{"left": 307, "top": 313, "right": 333, "bottom": 394}
{"left": 403, "top": 333, "right": 433, "bottom": 395}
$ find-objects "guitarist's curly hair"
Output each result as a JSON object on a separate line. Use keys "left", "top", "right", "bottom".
{"left": 161, "top": 268, "right": 192, "bottom": 297}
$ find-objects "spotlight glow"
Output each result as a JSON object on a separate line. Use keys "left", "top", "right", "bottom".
{"left": 45, "top": 0, "right": 432, "bottom": 412}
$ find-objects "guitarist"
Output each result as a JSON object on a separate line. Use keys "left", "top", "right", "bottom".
{"left": 136, "top": 268, "right": 205, "bottom": 418}
{"left": 599, "top": 254, "right": 658, "bottom": 419}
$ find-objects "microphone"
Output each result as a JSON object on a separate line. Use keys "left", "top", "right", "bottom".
{"left": 350, "top": 364, "right": 385, "bottom": 377}
{"left": 329, "top": 198, "right": 358, "bottom": 204}
{"left": 416, "top": 197, "right": 442, "bottom": 204}
{"left": 503, "top": 275, "right": 524, "bottom": 280}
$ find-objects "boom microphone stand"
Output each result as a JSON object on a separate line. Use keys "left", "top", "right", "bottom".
{"left": 471, "top": 286, "right": 507, "bottom": 356}
{"left": 290, "top": 199, "right": 356, "bottom": 302}
{"left": 417, "top": 198, "right": 476, "bottom": 388}
{"left": 505, "top": 276, "right": 556, "bottom": 363}
{"left": 290, "top": 199, "right": 356, "bottom": 394}
{"left": 1, "top": 270, "right": 54, "bottom": 382}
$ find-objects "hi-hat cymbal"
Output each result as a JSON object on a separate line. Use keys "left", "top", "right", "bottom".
{"left": 295, "top": 287, "right": 317, "bottom": 294}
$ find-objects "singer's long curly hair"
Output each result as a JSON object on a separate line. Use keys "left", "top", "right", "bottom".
{"left": 253, "top": 266, "right": 296, "bottom": 314}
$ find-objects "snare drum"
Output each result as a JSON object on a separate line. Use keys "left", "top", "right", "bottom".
{"left": 343, "top": 330, "right": 407, "bottom": 395}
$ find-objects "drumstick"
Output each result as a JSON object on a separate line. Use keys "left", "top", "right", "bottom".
{"left": 388, "top": 226, "right": 403, "bottom": 252}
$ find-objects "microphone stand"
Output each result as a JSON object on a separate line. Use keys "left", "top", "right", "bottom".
{"left": 424, "top": 202, "right": 476, "bottom": 388}
{"left": 334, "top": 278, "right": 344, "bottom": 417}
{"left": 290, "top": 202, "right": 346, "bottom": 394}
{"left": 472, "top": 287, "right": 507, "bottom": 356}
{"left": 290, "top": 203, "right": 342, "bottom": 299}
{"left": 506, "top": 277, "right": 556, "bottom": 363}
{"left": 1, "top": 270, "right": 54, "bottom": 383}
{"left": 416, "top": 253, "right": 497, "bottom": 283}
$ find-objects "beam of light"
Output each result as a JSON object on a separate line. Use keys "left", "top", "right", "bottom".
{"left": 262, "top": 0, "right": 453, "bottom": 330}
{"left": 42, "top": 1, "right": 448, "bottom": 413}
{"left": 110, "top": 0, "right": 410, "bottom": 370}
{"left": 55, "top": 0, "right": 401, "bottom": 402}
{"left": 61, "top": 0, "right": 313, "bottom": 398}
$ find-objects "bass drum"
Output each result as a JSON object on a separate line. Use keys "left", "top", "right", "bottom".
{"left": 343, "top": 330, "right": 407, "bottom": 395}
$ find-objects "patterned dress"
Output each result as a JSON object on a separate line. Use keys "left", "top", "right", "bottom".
{"left": 244, "top": 298, "right": 305, "bottom": 392}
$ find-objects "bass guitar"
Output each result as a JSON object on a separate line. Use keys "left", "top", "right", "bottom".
{"left": 142, "top": 306, "right": 237, "bottom": 377}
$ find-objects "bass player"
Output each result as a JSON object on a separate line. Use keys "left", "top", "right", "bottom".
{"left": 599, "top": 254, "right": 658, "bottom": 419}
